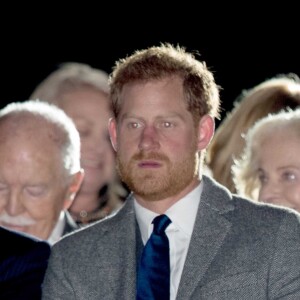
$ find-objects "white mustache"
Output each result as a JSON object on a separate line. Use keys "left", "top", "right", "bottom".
{"left": 0, "top": 213, "right": 36, "bottom": 226}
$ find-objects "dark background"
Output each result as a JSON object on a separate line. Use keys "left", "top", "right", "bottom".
{"left": 3, "top": 8, "right": 300, "bottom": 126}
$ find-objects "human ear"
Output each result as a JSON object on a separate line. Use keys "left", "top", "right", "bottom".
{"left": 63, "top": 169, "right": 85, "bottom": 210}
{"left": 108, "top": 117, "right": 118, "bottom": 152}
{"left": 197, "top": 115, "right": 215, "bottom": 151}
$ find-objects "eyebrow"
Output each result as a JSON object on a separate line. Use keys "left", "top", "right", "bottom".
{"left": 277, "top": 165, "right": 300, "bottom": 171}
{"left": 120, "top": 113, "right": 185, "bottom": 122}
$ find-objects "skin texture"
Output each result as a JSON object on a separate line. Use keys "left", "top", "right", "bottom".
{"left": 109, "top": 76, "right": 214, "bottom": 214}
{"left": 257, "top": 130, "right": 300, "bottom": 212}
{"left": 56, "top": 88, "right": 115, "bottom": 214}
{"left": 0, "top": 118, "right": 83, "bottom": 240}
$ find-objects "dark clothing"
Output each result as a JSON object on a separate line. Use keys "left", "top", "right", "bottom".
{"left": 0, "top": 226, "right": 50, "bottom": 300}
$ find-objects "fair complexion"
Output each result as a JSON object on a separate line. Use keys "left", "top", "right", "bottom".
{"left": 56, "top": 88, "right": 115, "bottom": 214}
{"left": 257, "top": 129, "right": 300, "bottom": 212}
{"left": 109, "top": 76, "right": 214, "bottom": 214}
{"left": 0, "top": 120, "right": 83, "bottom": 240}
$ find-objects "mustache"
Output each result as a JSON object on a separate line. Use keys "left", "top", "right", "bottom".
{"left": 131, "top": 152, "right": 169, "bottom": 162}
{"left": 0, "top": 213, "right": 36, "bottom": 226}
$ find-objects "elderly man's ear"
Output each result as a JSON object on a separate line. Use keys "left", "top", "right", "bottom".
{"left": 63, "top": 169, "right": 85, "bottom": 210}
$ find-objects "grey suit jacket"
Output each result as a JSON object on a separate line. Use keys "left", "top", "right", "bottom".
{"left": 42, "top": 176, "right": 300, "bottom": 299}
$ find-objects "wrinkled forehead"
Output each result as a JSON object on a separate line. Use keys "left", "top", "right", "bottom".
{"left": 0, "top": 113, "right": 65, "bottom": 146}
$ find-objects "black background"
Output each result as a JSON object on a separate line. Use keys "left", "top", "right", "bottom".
{"left": 3, "top": 7, "right": 299, "bottom": 126}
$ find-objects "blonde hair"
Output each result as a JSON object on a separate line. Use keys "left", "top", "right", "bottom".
{"left": 30, "top": 63, "right": 127, "bottom": 224}
{"left": 30, "top": 62, "right": 109, "bottom": 104}
{"left": 232, "top": 108, "right": 300, "bottom": 199}
{"left": 206, "top": 74, "right": 300, "bottom": 192}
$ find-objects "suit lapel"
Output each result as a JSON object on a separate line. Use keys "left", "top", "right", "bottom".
{"left": 176, "top": 176, "right": 234, "bottom": 299}
{"left": 101, "top": 196, "right": 137, "bottom": 299}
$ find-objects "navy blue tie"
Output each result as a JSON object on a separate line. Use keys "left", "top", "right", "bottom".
{"left": 137, "top": 214, "right": 172, "bottom": 300}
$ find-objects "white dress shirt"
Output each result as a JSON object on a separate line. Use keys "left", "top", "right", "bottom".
{"left": 47, "top": 211, "right": 65, "bottom": 245}
{"left": 135, "top": 182, "right": 203, "bottom": 300}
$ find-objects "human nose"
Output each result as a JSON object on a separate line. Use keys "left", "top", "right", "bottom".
{"left": 138, "top": 125, "right": 159, "bottom": 151}
{"left": 5, "top": 191, "right": 24, "bottom": 216}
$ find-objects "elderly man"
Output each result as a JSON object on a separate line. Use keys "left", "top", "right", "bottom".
{"left": 0, "top": 100, "right": 84, "bottom": 245}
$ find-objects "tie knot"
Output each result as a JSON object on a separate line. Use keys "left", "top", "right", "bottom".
{"left": 152, "top": 214, "right": 171, "bottom": 235}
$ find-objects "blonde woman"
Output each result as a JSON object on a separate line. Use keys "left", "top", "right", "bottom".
{"left": 30, "top": 63, "right": 128, "bottom": 225}
{"left": 206, "top": 73, "right": 300, "bottom": 192}
{"left": 232, "top": 108, "right": 300, "bottom": 212}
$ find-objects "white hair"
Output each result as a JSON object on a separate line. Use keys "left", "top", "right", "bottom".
{"left": 232, "top": 108, "right": 300, "bottom": 199}
{"left": 0, "top": 99, "right": 81, "bottom": 175}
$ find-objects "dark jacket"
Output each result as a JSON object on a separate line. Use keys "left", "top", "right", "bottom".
{"left": 0, "top": 226, "right": 50, "bottom": 300}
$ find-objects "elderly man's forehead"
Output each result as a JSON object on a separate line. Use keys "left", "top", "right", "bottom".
{"left": 0, "top": 113, "right": 64, "bottom": 142}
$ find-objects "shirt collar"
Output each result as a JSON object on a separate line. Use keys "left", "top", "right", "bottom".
{"left": 47, "top": 211, "right": 65, "bottom": 245}
{"left": 135, "top": 181, "right": 203, "bottom": 244}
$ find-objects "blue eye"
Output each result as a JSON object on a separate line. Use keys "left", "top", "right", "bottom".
{"left": 282, "top": 171, "right": 296, "bottom": 181}
{"left": 130, "top": 122, "right": 140, "bottom": 129}
{"left": 158, "top": 121, "right": 174, "bottom": 129}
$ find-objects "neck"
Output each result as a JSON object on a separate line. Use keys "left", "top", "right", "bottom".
{"left": 69, "top": 188, "right": 110, "bottom": 224}
{"left": 70, "top": 192, "right": 101, "bottom": 213}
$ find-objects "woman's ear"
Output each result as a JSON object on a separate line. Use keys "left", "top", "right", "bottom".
{"left": 197, "top": 115, "right": 215, "bottom": 151}
{"left": 108, "top": 117, "right": 118, "bottom": 152}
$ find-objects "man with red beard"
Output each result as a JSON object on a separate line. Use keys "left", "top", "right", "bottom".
{"left": 42, "top": 44, "right": 300, "bottom": 300}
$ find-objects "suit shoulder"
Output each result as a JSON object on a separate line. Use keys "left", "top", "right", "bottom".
{"left": 231, "top": 194, "right": 300, "bottom": 228}
{"left": 52, "top": 210, "right": 125, "bottom": 248}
